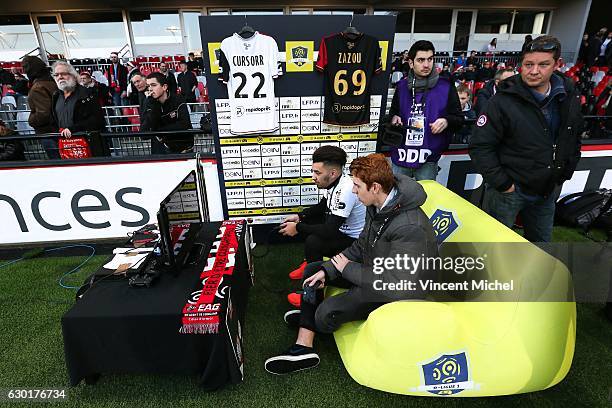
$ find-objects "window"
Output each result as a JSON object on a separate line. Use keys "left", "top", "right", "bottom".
{"left": 231, "top": 10, "right": 284, "bottom": 15}
{"left": 0, "top": 15, "right": 38, "bottom": 60}
{"left": 130, "top": 11, "right": 183, "bottom": 56}
{"left": 375, "top": 10, "right": 411, "bottom": 34}
{"left": 182, "top": 11, "right": 202, "bottom": 53}
{"left": 130, "top": 11, "right": 182, "bottom": 45}
{"left": 475, "top": 10, "right": 513, "bottom": 34}
{"left": 61, "top": 12, "right": 127, "bottom": 58}
{"left": 414, "top": 9, "right": 452, "bottom": 33}
{"left": 512, "top": 10, "right": 550, "bottom": 34}
{"left": 37, "top": 16, "right": 64, "bottom": 57}
{"left": 313, "top": 9, "right": 367, "bottom": 15}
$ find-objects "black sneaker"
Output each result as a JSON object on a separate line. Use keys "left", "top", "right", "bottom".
{"left": 283, "top": 310, "right": 301, "bottom": 328}
{"left": 264, "top": 344, "right": 320, "bottom": 375}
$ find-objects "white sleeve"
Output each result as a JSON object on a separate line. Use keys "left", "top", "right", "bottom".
{"left": 271, "top": 39, "right": 282, "bottom": 78}
{"left": 328, "top": 180, "right": 358, "bottom": 218}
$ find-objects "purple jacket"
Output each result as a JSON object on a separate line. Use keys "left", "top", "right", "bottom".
{"left": 390, "top": 75, "right": 462, "bottom": 168}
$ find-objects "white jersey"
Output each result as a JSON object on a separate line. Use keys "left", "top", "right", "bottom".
{"left": 322, "top": 174, "right": 366, "bottom": 239}
{"left": 218, "top": 32, "right": 282, "bottom": 135}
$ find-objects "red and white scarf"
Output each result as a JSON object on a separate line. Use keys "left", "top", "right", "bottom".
{"left": 180, "top": 220, "right": 244, "bottom": 334}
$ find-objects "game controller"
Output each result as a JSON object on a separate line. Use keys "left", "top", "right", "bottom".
{"left": 303, "top": 280, "right": 322, "bottom": 304}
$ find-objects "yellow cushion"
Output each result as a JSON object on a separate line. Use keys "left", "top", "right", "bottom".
{"left": 331, "top": 181, "right": 576, "bottom": 396}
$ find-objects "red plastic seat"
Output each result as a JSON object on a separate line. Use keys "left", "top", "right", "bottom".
{"left": 136, "top": 56, "right": 147, "bottom": 63}
{"left": 589, "top": 66, "right": 599, "bottom": 73}
{"left": 148, "top": 56, "right": 160, "bottom": 63}
{"left": 161, "top": 55, "right": 173, "bottom": 62}
{"left": 174, "top": 55, "right": 185, "bottom": 62}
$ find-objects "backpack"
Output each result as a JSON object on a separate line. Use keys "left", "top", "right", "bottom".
{"left": 555, "top": 189, "right": 612, "bottom": 233}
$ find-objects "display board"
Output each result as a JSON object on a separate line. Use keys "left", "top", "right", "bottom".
{"left": 200, "top": 15, "right": 396, "bottom": 224}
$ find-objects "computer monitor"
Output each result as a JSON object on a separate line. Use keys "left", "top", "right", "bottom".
{"left": 156, "top": 170, "right": 205, "bottom": 273}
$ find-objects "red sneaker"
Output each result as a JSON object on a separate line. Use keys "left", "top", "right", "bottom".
{"left": 287, "top": 292, "right": 301, "bottom": 308}
{"left": 288, "top": 261, "right": 307, "bottom": 280}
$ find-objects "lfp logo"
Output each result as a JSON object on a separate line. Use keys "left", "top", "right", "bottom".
{"left": 430, "top": 209, "right": 459, "bottom": 243}
{"left": 420, "top": 352, "right": 472, "bottom": 396}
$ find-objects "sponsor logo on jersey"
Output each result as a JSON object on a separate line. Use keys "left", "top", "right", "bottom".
{"left": 476, "top": 114, "right": 487, "bottom": 127}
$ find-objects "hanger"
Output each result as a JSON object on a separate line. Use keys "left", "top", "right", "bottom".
{"left": 238, "top": 15, "right": 256, "bottom": 39}
{"left": 342, "top": 15, "right": 361, "bottom": 39}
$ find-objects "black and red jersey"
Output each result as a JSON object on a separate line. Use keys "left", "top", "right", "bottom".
{"left": 316, "top": 33, "right": 382, "bottom": 126}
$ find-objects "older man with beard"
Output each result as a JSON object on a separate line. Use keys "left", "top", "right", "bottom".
{"left": 51, "top": 61, "right": 105, "bottom": 139}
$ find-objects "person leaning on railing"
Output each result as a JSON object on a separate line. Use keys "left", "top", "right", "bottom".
{"left": 141, "top": 72, "right": 192, "bottom": 154}
{"left": 50, "top": 61, "right": 105, "bottom": 139}
{"left": 0, "top": 119, "right": 25, "bottom": 161}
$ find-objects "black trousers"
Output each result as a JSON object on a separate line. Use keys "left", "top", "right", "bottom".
{"left": 301, "top": 215, "right": 355, "bottom": 263}
{"left": 299, "top": 261, "right": 386, "bottom": 333}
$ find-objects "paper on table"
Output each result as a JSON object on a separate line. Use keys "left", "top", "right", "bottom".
{"left": 104, "top": 253, "right": 150, "bottom": 270}
{"left": 112, "top": 247, "right": 155, "bottom": 255}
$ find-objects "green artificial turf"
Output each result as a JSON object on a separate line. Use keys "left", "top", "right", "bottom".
{"left": 0, "top": 231, "right": 610, "bottom": 407}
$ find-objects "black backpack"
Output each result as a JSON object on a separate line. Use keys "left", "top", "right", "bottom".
{"left": 556, "top": 189, "right": 612, "bottom": 233}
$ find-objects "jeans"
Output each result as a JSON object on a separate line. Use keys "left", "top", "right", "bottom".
{"left": 111, "top": 92, "right": 129, "bottom": 107}
{"left": 299, "top": 261, "right": 385, "bottom": 333}
{"left": 483, "top": 185, "right": 558, "bottom": 242}
{"left": 392, "top": 161, "right": 439, "bottom": 181}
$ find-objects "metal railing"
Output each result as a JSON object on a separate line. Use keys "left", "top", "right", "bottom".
{"left": 0, "top": 130, "right": 215, "bottom": 161}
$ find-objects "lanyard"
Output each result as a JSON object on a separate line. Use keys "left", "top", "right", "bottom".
{"left": 410, "top": 75, "right": 429, "bottom": 113}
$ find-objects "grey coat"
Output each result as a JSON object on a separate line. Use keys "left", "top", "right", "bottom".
{"left": 322, "top": 174, "right": 438, "bottom": 301}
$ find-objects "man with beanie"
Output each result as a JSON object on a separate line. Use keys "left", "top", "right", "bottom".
{"left": 22, "top": 56, "right": 59, "bottom": 159}
{"left": 389, "top": 40, "right": 463, "bottom": 180}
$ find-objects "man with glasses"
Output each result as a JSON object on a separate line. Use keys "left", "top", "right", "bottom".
{"left": 50, "top": 61, "right": 104, "bottom": 141}
{"left": 104, "top": 52, "right": 128, "bottom": 106}
{"left": 469, "top": 35, "right": 583, "bottom": 242}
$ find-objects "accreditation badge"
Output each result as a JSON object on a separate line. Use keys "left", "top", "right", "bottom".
{"left": 405, "top": 114, "right": 426, "bottom": 147}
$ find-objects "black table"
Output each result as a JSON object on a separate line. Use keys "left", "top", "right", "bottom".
{"left": 61, "top": 221, "right": 252, "bottom": 390}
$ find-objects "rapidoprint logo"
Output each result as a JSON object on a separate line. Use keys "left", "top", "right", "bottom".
{"left": 333, "top": 103, "right": 366, "bottom": 113}
{"left": 235, "top": 105, "right": 272, "bottom": 117}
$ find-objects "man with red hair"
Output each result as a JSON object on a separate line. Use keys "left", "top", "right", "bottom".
{"left": 265, "top": 153, "right": 438, "bottom": 375}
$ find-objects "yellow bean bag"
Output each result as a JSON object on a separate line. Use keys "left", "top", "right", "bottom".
{"left": 329, "top": 181, "right": 576, "bottom": 397}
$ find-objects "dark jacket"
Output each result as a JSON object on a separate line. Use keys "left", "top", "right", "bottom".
{"left": 321, "top": 175, "right": 438, "bottom": 302}
{"left": 140, "top": 93, "right": 192, "bottom": 152}
{"left": 469, "top": 72, "right": 583, "bottom": 197}
{"left": 51, "top": 85, "right": 105, "bottom": 133}
{"left": 162, "top": 71, "right": 178, "bottom": 95}
{"left": 0, "top": 127, "right": 25, "bottom": 161}
{"left": 474, "top": 80, "right": 496, "bottom": 115}
{"left": 23, "top": 56, "right": 59, "bottom": 134}
{"left": 177, "top": 71, "right": 197, "bottom": 102}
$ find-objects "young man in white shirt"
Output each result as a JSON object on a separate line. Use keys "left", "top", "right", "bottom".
{"left": 279, "top": 146, "right": 365, "bottom": 294}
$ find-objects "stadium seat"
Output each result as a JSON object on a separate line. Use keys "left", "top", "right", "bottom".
{"left": 136, "top": 56, "right": 148, "bottom": 64}
{"left": 330, "top": 181, "right": 576, "bottom": 397}
{"left": 148, "top": 56, "right": 161, "bottom": 63}
{"left": 174, "top": 55, "right": 186, "bottom": 62}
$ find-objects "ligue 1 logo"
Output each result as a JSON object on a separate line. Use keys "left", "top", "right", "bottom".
{"left": 430, "top": 209, "right": 459, "bottom": 243}
{"left": 291, "top": 46, "right": 309, "bottom": 67}
{"left": 420, "top": 352, "right": 471, "bottom": 396}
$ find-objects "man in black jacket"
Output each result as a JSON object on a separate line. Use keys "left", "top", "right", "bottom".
{"left": 265, "top": 153, "right": 437, "bottom": 375}
{"left": 176, "top": 61, "right": 197, "bottom": 103}
{"left": 50, "top": 61, "right": 105, "bottom": 139}
{"left": 141, "top": 72, "right": 192, "bottom": 153}
{"left": 469, "top": 35, "right": 583, "bottom": 242}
